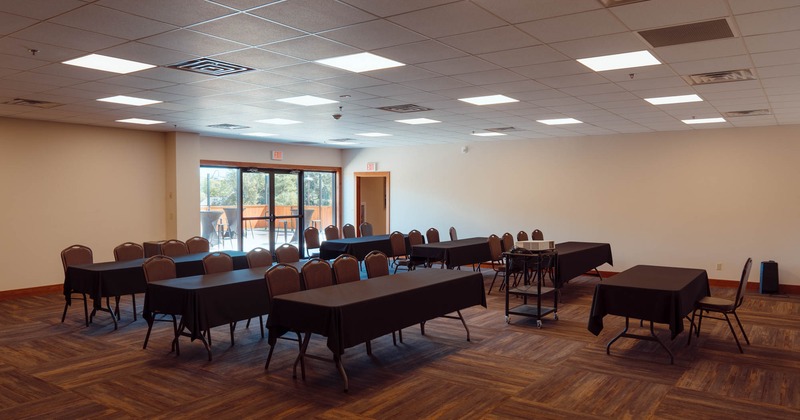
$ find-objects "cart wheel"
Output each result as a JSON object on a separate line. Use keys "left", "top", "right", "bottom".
{"left": 554, "top": 313, "right": 559, "bottom": 320}
{"left": 536, "top": 320, "right": 542, "bottom": 328}
{"left": 505, "top": 316, "right": 510, "bottom": 324}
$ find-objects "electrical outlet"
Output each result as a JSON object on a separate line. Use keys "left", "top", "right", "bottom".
{"left": 716, "top": 263, "right": 722, "bottom": 270}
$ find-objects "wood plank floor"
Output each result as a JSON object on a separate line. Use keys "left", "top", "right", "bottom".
{"left": 1, "top": 271, "right": 799, "bottom": 419}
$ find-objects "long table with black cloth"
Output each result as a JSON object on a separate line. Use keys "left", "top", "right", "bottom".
{"left": 552, "top": 242, "right": 613, "bottom": 288}
{"left": 409, "top": 237, "right": 491, "bottom": 269}
{"left": 319, "top": 234, "right": 398, "bottom": 260}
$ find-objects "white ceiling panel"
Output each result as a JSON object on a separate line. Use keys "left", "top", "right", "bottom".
{"left": 0, "top": 12, "right": 37, "bottom": 36}
{"left": 97, "top": 0, "right": 234, "bottom": 27}
{"left": 0, "top": 0, "right": 85, "bottom": 20}
{"left": 438, "top": 26, "right": 540, "bottom": 55}
{"left": 249, "top": 0, "right": 376, "bottom": 33}
{"left": 750, "top": 49, "right": 800, "bottom": 67}
{"left": 374, "top": 40, "right": 467, "bottom": 65}
{"left": 139, "top": 29, "right": 247, "bottom": 57}
{"left": 735, "top": 6, "right": 800, "bottom": 36}
{"left": 319, "top": 20, "right": 426, "bottom": 50}
{"left": 417, "top": 56, "right": 499, "bottom": 76}
{"left": 537, "top": 73, "right": 609, "bottom": 89}
{"left": 516, "top": 10, "right": 627, "bottom": 44}
{"left": 479, "top": 45, "right": 568, "bottom": 67}
{"left": 338, "top": 0, "right": 458, "bottom": 18}
{"left": 98, "top": 42, "right": 196, "bottom": 67}
{"left": 388, "top": 2, "right": 506, "bottom": 38}
{"left": 209, "top": 48, "right": 304, "bottom": 70}
{"left": 669, "top": 55, "right": 752, "bottom": 75}
{"left": 51, "top": 4, "right": 176, "bottom": 40}
{"left": 728, "top": 0, "right": 800, "bottom": 14}
{"left": 472, "top": 0, "right": 601, "bottom": 25}
{"left": 12, "top": 22, "right": 125, "bottom": 52}
{"left": 260, "top": 35, "right": 359, "bottom": 61}
{"left": 191, "top": 13, "right": 304, "bottom": 46}
{"left": 609, "top": 0, "right": 729, "bottom": 31}
{"left": 743, "top": 31, "right": 800, "bottom": 53}
{"left": 452, "top": 69, "right": 527, "bottom": 85}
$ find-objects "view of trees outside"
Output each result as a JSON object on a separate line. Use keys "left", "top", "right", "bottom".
{"left": 200, "top": 167, "right": 334, "bottom": 208}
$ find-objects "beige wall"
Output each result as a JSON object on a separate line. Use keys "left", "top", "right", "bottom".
{"left": 342, "top": 125, "right": 800, "bottom": 286}
{"left": 0, "top": 117, "right": 167, "bottom": 291}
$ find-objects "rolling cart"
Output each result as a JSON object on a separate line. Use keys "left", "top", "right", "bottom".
{"left": 504, "top": 249, "right": 558, "bottom": 327}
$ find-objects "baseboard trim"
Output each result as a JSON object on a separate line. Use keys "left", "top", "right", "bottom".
{"left": 0, "top": 284, "right": 62, "bottom": 301}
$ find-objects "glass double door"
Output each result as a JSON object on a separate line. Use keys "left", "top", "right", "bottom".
{"left": 239, "top": 169, "right": 302, "bottom": 254}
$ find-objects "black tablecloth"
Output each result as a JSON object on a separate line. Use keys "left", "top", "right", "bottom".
{"left": 553, "top": 242, "right": 613, "bottom": 288}
{"left": 410, "top": 237, "right": 490, "bottom": 269}
{"left": 267, "top": 269, "right": 486, "bottom": 355}
{"left": 319, "top": 235, "right": 394, "bottom": 260}
{"left": 64, "top": 251, "right": 248, "bottom": 308}
{"left": 588, "top": 265, "right": 709, "bottom": 339}
{"left": 143, "top": 267, "right": 269, "bottom": 338}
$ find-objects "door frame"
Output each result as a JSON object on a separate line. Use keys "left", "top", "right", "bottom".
{"left": 354, "top": 171, "right": 390, "bottom": 233}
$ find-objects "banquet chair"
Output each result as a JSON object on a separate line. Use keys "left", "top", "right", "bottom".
{"left": 390, "top": 231, "right": 414, "bottom": 273}
{"left": 302, "top": 258, "right": 333, "bottom": 290}
{"left": 61, "top": 244, "right": 93, "bottom": 326}
{"left": 532, "top": 229, "right": 544, "bottom": 240}
{"left": 186, "top": 236, "right": 210, "bottom": 253}
{"left": 264, "top": 264, "right": 303, "bottom": 371}
{"left": 449, "top": 226, "right": 458, "bottom": 241}
{"left": 688, "top": 258, "right": 753, "bottom": 353}
{"left": 426, "top": 227, "right": 440, "bottom": 243}
{"left": 202, "top": 252, "right": 233, "bottom": 274}
{"left": 324, "top": 224, "right": 340, "bottom": 240}
{"left": 303, "top": 226, "right": 321, "bottom": 258}
{"left": 141, "top": 255, "right": 178, "bottom": 351}
{"left": 112, "top": 241, "right": 144, "bottom": 320}
{"left": 162, "top": 239, "right": 189, "bottom": 257}
{"left": 517, "top": 231, "right": 529, "bottom": 241}
{"left": 487, "top": 235, "right": 507, "bottom": 294}
{"left": 342, "top": 223, "right": 356, "bottom": 238}
{"left": 408, "top": 229, "right": 426, "bottom": 267}
{"left": 246, "top": 247, "right": 273, "bottom": 268}
{"left": 501, "top": 232, "right": 514, "bottom": 253}
{"left": 332, "top": 254, "right": 360, "bottom": 284}
{"left": 364, "top": 251, "right": 390, "bottom": 278}
{"left": 359, "top": 221, "right": 373, "bottom": 237}
{"left": 275, "top": 243, "right": 300, "bottom": 263}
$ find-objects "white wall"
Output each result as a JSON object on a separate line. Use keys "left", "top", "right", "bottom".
{"left": 0, "top": 118, "right": 167, "bottom": 291}
{"left": 342, "top": 125, "right": 800, "bottom": 285}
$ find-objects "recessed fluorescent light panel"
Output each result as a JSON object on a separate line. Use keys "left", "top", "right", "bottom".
{"left": 682, "top": 117, "right": 725, "bottom": 124}
{"left": 316, "top": 52, "right": 405, "bottom": 73}
{"left": 97, "top": 95, "right": 162, "bottom": 106}
{"left": 472, "top": 132, "right": 506, "bottom": 137}
{"left": 277, "top": 95, "right": 338, "bottom": 106}
{"left": 645, "top": 94, "right": 702, "bottom": 105}
{"left": 395, "top": 118, "right": 440, "bottom": 125}
{"left": 116, "top": 118, "right": 164, "bottom": 125}
{"left": 577, "top": 50, "right": 660, "bottom": 71}
{"left": 256, "top": 118, "right": 302, "bottom": 125}
{"left": 537, "top": 118, "right": 583, "bottom": 125}
{"left": 63, "top": 54, "right": 155, "bottom": 74}
{"left": 459, "top": 95, "right": 519, "bottom": 105}
{"left": 356, "top": 132, "right": 392, "bottom": 137}
{"left": 243, "top": 132, "right": 277, "bottom": 137}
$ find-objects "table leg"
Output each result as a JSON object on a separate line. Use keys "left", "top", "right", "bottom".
{"left": 335, "top": 354, "right": 349, "bottom": 393}
{"left": 606, "top": 317, "right": 674, "bottom": 364}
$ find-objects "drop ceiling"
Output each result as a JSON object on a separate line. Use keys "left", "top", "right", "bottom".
{"left": 1, "top": 0, "right": 798, "bottom": 148}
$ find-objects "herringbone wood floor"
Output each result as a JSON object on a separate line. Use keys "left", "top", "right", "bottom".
{"left": 1, "top": 271, "right": 799, "bottom": 419}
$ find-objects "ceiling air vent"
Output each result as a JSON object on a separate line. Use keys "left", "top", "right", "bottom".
{"left": 207, "top": 123, "right": 250, "bottom": 129}
{"left": 377, "top": 104, "right": 433, "bottom": 113}
{"left": 599, "top": 0, "right": 651, "bottom": 7}
{"left": 3, "top": 98, "right": 62, "bottom": 108}
{"left": 683, "top": 69, "right": 756, "bottom": 86}
{"left": 722, "top": 109, "right": 771, "bottom": 118}
{"left": 487, "top": 127, "right": 522, "bottom": 133}
{"left": 167, "top": 58, "right": 254, "bottom": 76}
{"left": 639, "top": 19, "right": 733, "bottom": 47}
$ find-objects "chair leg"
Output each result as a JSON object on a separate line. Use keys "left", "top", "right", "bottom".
{"left": 399, "top": 329, "right": 403, "bottom": 343}
{"left": 392, "top": 331, "right": 397, "bottom": 346}
{"left": 229, "top": 322, "right": 236, "bottom": 346}
{"left": 365, "top": 340, "right": 372, "bottom": 355}
{"left": 723, "top": 313, "right": 744, "bottom": 353}
{"left": 732, "top": 311, "right": 750, "bottom": 345}
{"left": 143, "top": 319, "right": 154, "bottom": 349}
{"left": 61, "top": 300, "right": 69, "bottom": 323}
{"left": 131, "top": 294, "right": 137, "bottom": 321}
{"left": 246, "top": 318, "right": 251, "bottom": 328}
{"left": 687, "top": 309, "right": 697, "bottom": 346}
{"left": 259, "top": 315, "right": 264, "bottom": 338}
{"left": 488, "top": 272, "right": 500, "bottom": 295}
{"left": 264, "top": 344, "right": 276, "bottom": 370}
{"left": 82, "top": 294, "right": 89, "bottom": 327}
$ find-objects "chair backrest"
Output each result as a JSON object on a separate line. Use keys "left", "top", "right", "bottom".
{"left": 389, "top": 231, "right": 406, "bottom": 257}
{"left": 246, "top": 247, "right": 273, "bottom": 268}
{"left": 202, "top": 252, "right": 233, "bottom": 274}
{"left": 734, "top": 258, "right": 753, "bottom": 308}
{"left": 488, "top": 234, "right": 503, "bottom": 261}
{"left": 142, "top": 255, "right": 176, "bottom": 282}
{"left": 186, "top": 236, "right": 210, "bottom": 253}
{"left": 517, "top": 231, "right": 529, "bottom": 241}
{"left": 426, "top": 227, "right": 440, "bottom": 243}
{"left": 302, "top": 258, "right": 333, "bottom": 289}
{"left": 408, "top": 229, "right": 425, "bottom": 246}
{"left": 275, "top": 243, "right": 300, "bottom": 263}
{"left": 61, "top": 244, "right": 93, "bottom": 272}
{"left": 501, "top": 232, "right": 514, "bottom": 252}
{"left": 113, "top": 242, "right": 143, "bottom": 262}
{"left": 359, "top": 222, "right": 373, "bottom": 237}
{"left": 342, "top": 223, "right": 356, "bottom": 238}
{"left": 324, "top": 224, "right": 340, "bottom": 240}
{"left": 265, "top": 264, "right": 302, "bottom": 300}
{"left": 531, "top": 229, "right": 544, "bottom": 240}
{"left": 162, "top": 239, "right": 189, "bottom": 257}
{"left": 304, "top": 226, "right": 321, "bottom": 249}
{"left": 364, "top": 251, "right": 390, "bottom": 278}
{"left": 333, "top": 254, "right": 360, "bottom": 284}
{"left": 449, "top": 226, "right": 458, "bottom": 241}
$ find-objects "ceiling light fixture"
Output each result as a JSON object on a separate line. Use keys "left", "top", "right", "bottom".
{"left": 97, "top": 95, "right": 162, "bottom": 106}
{"left": 471, "top": 132, "right": 506, "bottom": 137}
{"left": 682, "top": 117, "right": 725, "bottom": 124}
{"left": 277, "top": 95, "right": 338, "bottom": 106}
{"left": 645, "top": 94, "right": 702, "bottom": 105}
{"left": 63, "top": 54, "right": 155, "bottom": 74}
{"left": 577, "top": 50, "right": 660, "bottom": 72}
{"left": 316, "top": 52, "right": 405, "bottom": 73}
{"left": 356, "top": 132, "right": 392, "bottom": 137}
{"left": 537, "top": 118, "right": 583, "bottom": 125}
{"left": 243, "top": 132, "right": 277, "bottom": 137}
{"left": 116, "top": 118, "right": 164, "bottom": 125}
{"left": 256, "top": 118, "right": 302, "bottom": 125}
{"left": 395, "top": 118, "right": 441, "bottom": 125}
{"left": 459, "top": 94, "right": 519, "bottom": 106}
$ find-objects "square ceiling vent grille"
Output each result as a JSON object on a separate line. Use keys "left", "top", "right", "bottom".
{"left": 722, "top": 109, "right": 771, "bottom": 118}
{"left": 207, "top": 123, "right": 250, "bottom": 129}
{"left": 378, "top": 104, "right": 433, "bottom": 113}
{"left": 683, "top": 69, "right": 756, "bottom": 85}
{"left": 3, "top": 98, "right": 62, "bottom": 108}
{"left": 168, "top": 58, "right": 254, "bottom": 76}
{"left": 639, "top": 19, "right": 734, "bottom": 47}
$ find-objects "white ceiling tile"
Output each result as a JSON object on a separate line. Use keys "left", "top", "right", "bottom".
{"left": 388, "top": 2, "right": 506, "bottom": 38}
{"left": 551, "top": 33, "right": 653, "bottom": 59}
{"left": 400, "top": 76, "right": 471, "bottom": 91}
{"left": 98, "top": 42, "right": 196, "bottom": 66}
{"left": 102, "top": 74, "right": 174, "bottom": 90}
{"left": 512, "top": 60, "right": 589, "bottom": 79}
{"left": 97, "top": 0, "right": 234, "bottom": 27}
{"left": 356, "top": 84, "right": 422, "bottom": 97}
{"left": 369, "top": 66, "right": 440, "bottom": 83}
{"left": 452, "top": 69, "right": 527, "bottom": 85}
{"left": 261, "top": 35, "right": 359, "bottom": 61}
{"left": 669, "top": 55, "right": 752, "bottom": 75}
{"left": 744, "top": 31, "right": 800, "bottom": 53}
{"left": 692, "top": 80, "right": 762, "bottom": 94}
{"left": 12, "top": 22, "right": 126, "bottom": 52}
{"left": 270, "top": 63, "right": 350, "bottom": 80}
{"left": 249, "top": 0, "right": 375, "bottom": 33}
{"left": 472, "top": 0, "right": 601, "bottom": 25}
{"left": 417, "top": 56, "right": 499, "bottom": 76}
{"left": 0, "top": 11, "right": 37, "bottom": 36}
{"left": 559, "top": 83, "right": 625, "bottom": 96}
{"left": 516, "top": 10, "right": 627, "bottom": 43}
{"left": 316, "top": 74, "right": 388, "bottom": 89}
{"left": 209, "top": 48, "right": 304, "bottom": 70}
{"left": 479, "top": 45, "right": 568, "bottom": 67}
{"left": 438, "top": 26, "right": 540, "bottom": 55}
{"left": 134, "top": 66, "right": 215, "bottom": 84}
{"left": 139, "top": 29, "right": 247, "bottom": 57}
{"left": 0, "top": 53, "right": 48, "bottom": 71}
{"left": 751, "top": 49, "right": 800, "bottom": 67}
{"left": 600, "top": 65, "right": 679, "bottom": 82}
{"left": 319, "top": 19, "right": 426, "bottom": 50}
{"left": 537, "top": 73, "right": 608, "bottom": 89}
{"left": 212, "top": 0, "right": 283, "bottom": 11}
{"left": 31, "top": 63, "right": 116, "bottom": 81}
{"left": 225, "top": 70, "right": 301, "bottom": 88}
{"left": 609, "top": 0, "right": 728, "bottom": 30}
{"left": 339, "top": 0, "right": 457, "bottom": 18}
{"left": 374, "top": 40, "right": 467, "bottom": 65}
{"left": 728, "top": 0, "right": 800, "bottom": 14}
{"left": 0, "top": 0, "right": 85, "bottom": 20}
{"left": 51, "top": 4, "right": 176, "bottom": 40}
{"left": 191, "top": 13, "right": 304, "bottom": 46}
{"left": 757, "top": 63, "right": 800, "bottom": 79}
{"left": 479, "top": 80, "right": 549, "bottom": 95}
{"left": 615, "top": 76, "right": 689, "bottom": 92}
{"left": 735, "top": 6, "right": 800, "bottom": 36}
